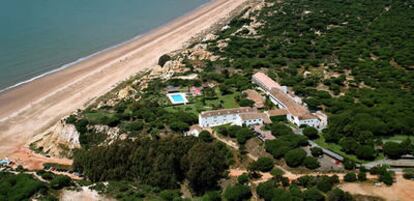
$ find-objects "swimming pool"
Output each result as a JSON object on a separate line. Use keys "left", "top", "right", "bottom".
{"left": 167, "top": 93, "right": 189, "bottom": 105}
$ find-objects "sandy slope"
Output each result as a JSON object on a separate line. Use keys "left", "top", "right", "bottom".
{"left": 0, "top": 0, "right": 247, "bottom": 159}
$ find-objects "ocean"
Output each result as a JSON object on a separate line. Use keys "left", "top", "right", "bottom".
{"left": 0, "top": 0, "right": 208, "bottom": 91}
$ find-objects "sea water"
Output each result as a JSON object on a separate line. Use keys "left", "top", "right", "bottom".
{"left": 0, "top": 0, "right": 208, "bottom": 91}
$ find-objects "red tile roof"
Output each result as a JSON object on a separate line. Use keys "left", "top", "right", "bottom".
{"left": 252, "top": 72, "right": 281, "bottom": 91}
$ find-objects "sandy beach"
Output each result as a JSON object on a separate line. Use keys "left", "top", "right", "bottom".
{"left": 0, "top": 0, "right": 247, "bottom": 159}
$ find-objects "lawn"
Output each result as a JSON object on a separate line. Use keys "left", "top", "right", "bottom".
{"left": 165, "top": 88, "right": 240, "bottom": 114}
{"left": 314, "top": 135, "right": 387, "bottom": 163}
{"left": 314, "top": 136, "right": 363, "bottom": 163}
{"left": 84, "top": 111, "right": 115, "bottom": 124}
{"left": 382, "top": 135, "right": 414, "bottom": 143}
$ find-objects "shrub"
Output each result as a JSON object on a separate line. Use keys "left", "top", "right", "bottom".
{"left": 238, "top": 98, "right": 255, "bottom": 107}
{"left": 303, "top": 127, "right": 319, "bottom": 140}
{"left": 327, "top": 188, "right": 353, "bottom": 201}
{"left": 223, "top": 184, "right": 251, "bottom": 201}
{"left": 50, "top": 175, "right": 72, "bottom": 190}
{"left": 403, "top": 168, "right": 414, "bottom": 180}
{"left": 343, "top": 158, "right": 356, "bottom": 170}
{"left": 123, "top": 120, "right": 144, "bottom": 132}
{"left": 379, "top": 171, "right": 394, "bottom": 186}
{"left": 358, "top": 171, "right": 367, "bottom": 181}
{"left": 249, "top": 157, "right": 274, "bottom": 172}
{"left": 169, "top": 121, "right": 189, "bottom": 132}
{"left": 271, "top": 167, "right": 285, "bottom": 177}
{"left": 256, "top": 180, "right": 277, "bottom": 201}
{"left": 270, "top": 123, "right": 294, "bottom": 136}
{"left": 234, "top": 127, "right": 253, "bottom": 145}
{"left": 199, "top": 131, "right": 213, "bottom": 143}
{"left": 160, "top": 189, "right": 181, "bottom": 201}
{"left": 65, "top": 115, "right": 77, "bottom": 124}
{"left": 202, "top": 191, "right": 222, "bottom": 201}
{"left": 343, "top": 173, "right": 357, "bottom": 182}
{"left": 303, "top": 157, "right": 320, "bottom": 170}
{"left": 310, "top": 147, "right": 323, "bottom": 157}
{"left": 355, "top": 145, "right": 376, "bottom": 160}
{"left": 316, "top": 176, "right": 334, "bottom": 192}
{"left": 158, "top": 54, "right": 172, "bottom": 67}
{"left": 383, "top": 141, "right": 403, "bottom": 159}
{"left": 237, "top": 173, "right": 249, "bottom": 185}
{"left": 303, "top": 187, "right": 324, "bottom": 201}
{"left": 284, "top": 148, "right": 307, "bottom": 167}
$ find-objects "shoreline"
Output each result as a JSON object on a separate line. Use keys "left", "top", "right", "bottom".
{"left": 0, "top": 0, "right": 248, "bottom": 158}
{"left": 0, "top": 1, "right": 212, "bottom": 95}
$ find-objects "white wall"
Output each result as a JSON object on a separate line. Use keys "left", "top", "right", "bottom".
{"left": 199, "top": 114, "right": 243, "bottom": 128}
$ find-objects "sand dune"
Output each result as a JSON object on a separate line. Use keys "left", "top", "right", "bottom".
{"left": 0, "top": 0, "right": 247, "bottom": 159}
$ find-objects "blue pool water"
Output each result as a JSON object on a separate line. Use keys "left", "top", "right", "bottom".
{"left": 172, "top": 94, "right": 185, "bottom": 103}
{"left": 168, "top": 93, "right": 188, "bottom": 104}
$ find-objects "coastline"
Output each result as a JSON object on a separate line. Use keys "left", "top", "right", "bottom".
{"left": 0, "top": 0, "right": 213, "bottom": 95}
{"left": 0, "top": 0, "right": 248, "bottom": 158}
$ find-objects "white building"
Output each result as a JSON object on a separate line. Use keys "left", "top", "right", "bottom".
{"left": 199, "top": 107, "right": 270, "bottom": 128}
{"left": 252, "top": 72, "right": 327, "bottom": 129}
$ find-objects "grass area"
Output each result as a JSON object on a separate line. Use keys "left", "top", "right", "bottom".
{"left": 165, "top": 88, "right": 240, "bottom": 114}
{"left": 314, "top": 135, "right": 387, "bottom": 164}
{"left": 314, "top": 136, "right": 363, "bottom": 163}
{"left": 383, "top": 135, "right": 414, "bottom": 143}
{"left": 220, "top": 93, "right": 239, "bottom": 108}
{"left": 84, "top": 111, "right": 115, "bottom": 124}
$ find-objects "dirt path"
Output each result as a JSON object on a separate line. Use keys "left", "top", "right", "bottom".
{"left": 340, "top": 176, "right": 414, "bottom": 201}
{"left": 9, "top": 147, "right": 72, "bottom": 170}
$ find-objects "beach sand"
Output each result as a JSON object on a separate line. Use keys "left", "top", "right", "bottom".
{"left": 0, "top": 0, "right": 247, "bottom": 159}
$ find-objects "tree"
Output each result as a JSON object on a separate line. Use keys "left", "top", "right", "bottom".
{"left": 158, "top": 54, "right": 172, "bottom": 67}
{"left": 379, "top": 171, "right": 394, "bottom": 186}
{"left": 303, "top": 187, "right": 324, "bottom": 201}
{"left": 339, "top": 137, "right": 359, "bottom": 154}
{"left": 239, "top": 98, "right": 255, "bottom": 107}
{"left": 249, "top": 157, "right": 274, "bottom": 172}
{"left": 237, "top": 173, "right": 249, "bottom": 185}
{"left": 343, "top": 173, "right": 357, "bottom": 182}
{"left": 343, "top": 158, "right": 356, "bottom": 170}
{"left": 357, "top": 170, "right": 367, "bottom": 181}
{"left": 235, "top": 127, "right": 253, "bottom": 145}
{"left": 303, "top": 127, "right": 319, "bottom": 140}
{"left": 355, "top": 145, "right": 376, "bottom": 160}
{"left": 202, "top": 191, "right": 222, "bottom": 201}
{"left": 185, "top": 143, "right": 229, "bottom": 194}
{"left": 284, "top": 148, "right": 307, "bottom": 167}
{"left": 170, "top": 121, "right": 189, "bottom": 132}
{"left": 256, "top": 180, "right": 277, "bottom": 201}
{"left": 403, "top": 169, "right": 414, "bottom": 180}
{"left": 310, "top": 147, "right": 323, "bottom": 157}
{"left": 316, "top": 176, "right": 334, "bottom": 192}
{"left": 270, "top": 123, "right": 294, "bottom": 136}
{"left": 199, "top": 131, "right": 213, "bottom": 143}
{"left": 50, "top": 175, "right": 72, "bottom": 190}
{"left": 160, "top": 190, "right": 181, "bottom": 201}
{"left": 383, "top": 141, "right": 403, "bottom": 159}
{"left": 327, "top": 188, "right": 353, "bottom": 201}
{"left": 223, "top": 184, "right": 251, "bottom": 201}
{"left": 271, "top": 167, "right": 285, "bottom": 177}
{"left": 303, "top": 157, "right": 320, "bottom": 170}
